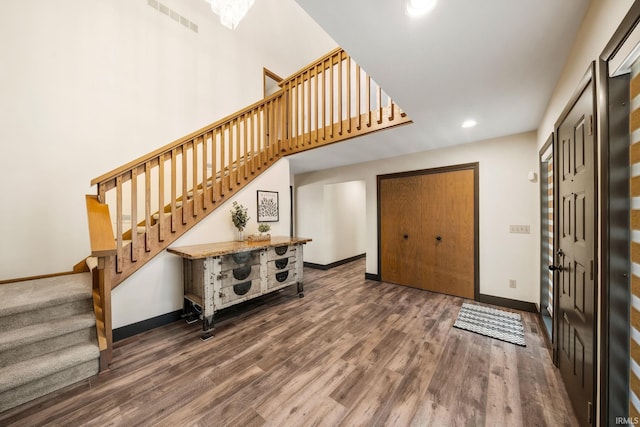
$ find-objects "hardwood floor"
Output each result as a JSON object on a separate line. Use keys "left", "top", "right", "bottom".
{"left": 0, "top": 259, "right": 578, "bottom": 426}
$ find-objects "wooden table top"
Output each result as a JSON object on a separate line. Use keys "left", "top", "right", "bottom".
{"left": 167, "top": 236, "right": 312, "bottom": 259}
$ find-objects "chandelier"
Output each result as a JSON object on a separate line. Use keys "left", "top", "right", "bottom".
{"left": 206, "top": 0, "right": 255, "bottom": 30}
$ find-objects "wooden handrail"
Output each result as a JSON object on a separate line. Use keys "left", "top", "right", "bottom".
{"left": 90, "top": 91, "right": 286, "bottom": 188}
{"left": 277, "top": 47, "right": 344, "bottom": 86}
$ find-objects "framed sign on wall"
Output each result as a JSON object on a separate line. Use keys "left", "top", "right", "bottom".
{"left": 257, "top": 190, "right": 279, "bottom": 222}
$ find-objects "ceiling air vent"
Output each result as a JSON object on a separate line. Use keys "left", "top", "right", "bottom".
{"left": 147, "top": 0, "right": 198, "bottom": 34}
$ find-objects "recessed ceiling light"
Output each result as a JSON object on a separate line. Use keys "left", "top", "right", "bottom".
{"left": 462, "top": 119, "right": 477, "bottom": 128}
{"left": 406, "top": 0, "right": 437, "bottom": 17}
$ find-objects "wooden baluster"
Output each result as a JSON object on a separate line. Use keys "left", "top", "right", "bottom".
{"left": 181, "top": 144, "right": 188, "bottom": 223}
{"left": 158, "top": 153, "right": 166, "bottom": 240}
{"left": 338, "top": 54, "right": 343, "bottom": 135}
{"left": 229, "top": 122, "right": 234, "bottom": 185}
{"left": 306, "top": 71, "right": 311, "bottom": 144}
{"left": 192, "top": 139, "right": 199, "bottom": 217}
{"left": 298, "top": 75, "right": 304, "bottom": 147}
{"left": 227, "top": 124, "right": 233, "bottom": 191}
{"left": 249, "top": 113, "right": 255, "bottom": 174}
{"left": 171, "top": 148, "right": 177, "bottom": 232}
{"left": 130, "top": 169, "right": 138, "bottom": 262}
{"left": 201, "top": 135, "right": 208, "bottom": 209}
{"left": 293, "top": 78, "right": 298, "bottom": 148}
{"left": 330, "top": 56, "right": 334, "bottom": 138}
{"left": 243, "top": 115, "right": 249, "bottom": 178}
{"left": 270, "top": 100, "right": 276, "bottom": 157}
{"left": 322, "top": 59, "right": 327, "bottom": 141}
{"left": 263, "top": 102, "right": 268, "bottom": 158}
{"left": 211, "top": 130, "right": 218, "bottom": 202}
{"left": 287, "top": 83, "right": 293, "bottom": 149}
{"left": 220, "top": 125, "right": 226, "bottom": 194}
{"left": 366, "top": 75, "right": 372, "bottom": 127}
{"left": 278, "top": 93, "right": 287, "bottom": 153}
{"left": 235, "top": 119, "right": 241, "bottom": 184}
{"left": 265, "top": 104, "right": 272, "bottom": 160}
{"left": 273, "top": 98, "right": 278, "bottom": 153}
{"left": 262, "top": 105, "right": 268, "bottom": 164}
{"left": 356, "top": 64, "right": 361, "bottom": 130}
{"left": 278, "top": 94, "right": 284, "bottom": 153}
{"left": 257, "top": 107, "right": 263, "bottom": 167}
{"left": 347, "top": 56, "right": 352, "bottom": 133}
{"left": 389, "top": 94, "right": 395, "bottom": 121}
{"left": 377, "top": 85, "right": 383, "bottom": 124}
{"left": 144, "top": 161, "right": 151, "bottom": 251}
{"left": 115, "top": 176, "right": 123, "bottom": 273}
{"left": 314, "top": 64, "right": 319, "bottom": 144}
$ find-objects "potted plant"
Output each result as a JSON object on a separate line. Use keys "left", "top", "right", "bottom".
{"left": 258, "top": 223, "right": 271, "bottom": 235}
{"left": 230, "top": 201, "right": 249, "bottom": 241}
{"left": 248, "top": 223, "right": 271, "bottom": 241}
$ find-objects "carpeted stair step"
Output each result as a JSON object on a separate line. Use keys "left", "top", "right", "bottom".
{"left": 0, "top": 274, "right": 92, "bottom": 333}
{"left": 0, "top": 313, "right": 97, "bottom": 368}
{"left": 0, "top": 272, "right": 100, "bottom": 413}
{"left": 0, "top": 343, "right": 99, "bottom": 413}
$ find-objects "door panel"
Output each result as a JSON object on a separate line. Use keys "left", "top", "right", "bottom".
{"left": 380, "top": 175, "right": 427, "bottom": 287}
{"left": 554, "top": 74, "right": 595, "bottom": 426}
{"left": 380, "top": 167, "right": 475, "bottom": 299}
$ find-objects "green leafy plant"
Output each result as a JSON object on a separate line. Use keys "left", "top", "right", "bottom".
{"left": 230, "top": 201, "right": 250, "bottom": 231}
{"left": 258, "top": 223, "right": 271, "bottom": 234}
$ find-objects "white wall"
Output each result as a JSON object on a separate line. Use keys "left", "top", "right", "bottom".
{"left": 112, "top": 158, "right": 291, "bottom": 328}
{"left": 0, "top": 0, "right": 336, "bottom": 281}
{"left": 295, "top": 131, "right": 539, "bottom": 302}
{"left": 297, "top": 180, "right": 366, "bottom": 265}
{"left": 537, "top": 0, "right": 634, "bottom": 149}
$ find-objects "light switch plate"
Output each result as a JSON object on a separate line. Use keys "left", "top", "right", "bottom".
{"left": 509, "top": 225, "right": 530, "bottom": 234}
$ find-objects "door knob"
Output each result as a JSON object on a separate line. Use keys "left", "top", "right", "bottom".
{"left": 436, "top": 236, "right": 442, "bottom": 241}
{"left": 549, "top": 264, "right": 563, "bottom": 272}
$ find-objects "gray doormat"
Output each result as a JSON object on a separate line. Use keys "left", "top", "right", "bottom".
{"left": 453, "top": 303, "right": 526, "bottom": 347}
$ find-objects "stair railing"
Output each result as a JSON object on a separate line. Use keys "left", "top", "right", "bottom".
{"left": 90, "top": 47, "right": 409, "bottom": 288}
{"left": 87, "top": 47, "right": 410, "bottom": 367}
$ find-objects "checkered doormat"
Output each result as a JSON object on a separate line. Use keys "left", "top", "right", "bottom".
{"left": 453, "top": 303, "right": 526, "bottom": 347}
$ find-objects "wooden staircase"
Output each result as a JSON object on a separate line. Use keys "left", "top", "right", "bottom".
{"left": 86, "top": 47, "right": 412, "bottom": 368}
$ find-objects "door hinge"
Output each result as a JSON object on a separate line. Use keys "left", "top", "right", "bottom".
{"left": 590, "top": 259, "right": 594, "bottom": 280}
{"left": 587, "top": 401, "right": 592, "bottom": 424}
{"left": 588, "top": 115, "right": 593, "bottom": 136}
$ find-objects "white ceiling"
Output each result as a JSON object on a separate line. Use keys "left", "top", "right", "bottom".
{"left": 289, "top": 0, "right": 590, "bottom": 174}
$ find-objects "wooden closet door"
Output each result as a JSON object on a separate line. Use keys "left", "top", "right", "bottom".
{"left": 430, "top": 169, "right": 475, "bottom": 298}
{"left": 380, "top": 167, "right": 475, "bottom": 299}
{"left": 380, "top": 175, "right": 431, "bottom": 288}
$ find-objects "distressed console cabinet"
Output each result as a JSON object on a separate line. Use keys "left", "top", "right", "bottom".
{"left": 167, "top": 236, "right": 311, "bottom": 340}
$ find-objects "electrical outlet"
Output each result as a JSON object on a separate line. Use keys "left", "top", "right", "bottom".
{"left": 509, "top": 225, "right": 530, "bottom": 234}
{"left": 509, "top": 279, "right": 517, "bottom": 288}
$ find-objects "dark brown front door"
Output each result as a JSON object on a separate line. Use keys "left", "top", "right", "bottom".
{"left": 553, "top": 68, "right": 596, "bottom": 426}
{"left": 379, "top": 165, "right": 476, "bottom": 299}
